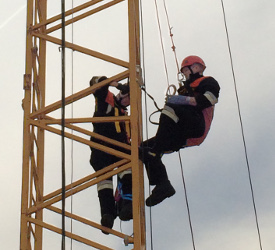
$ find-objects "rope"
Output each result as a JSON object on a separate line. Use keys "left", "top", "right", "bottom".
{"left": 146, "top": 0, "right": 184, "bottom": 124}
{"left": 153, "top": 0, "right": 170, "bottom": 91}
{"left": 140, "top": 3, "right": 154, "bottom": 250}
{"left": 140, "top": 0, "right": 154, "bottom": 248}
{"left": 157, "top": 2, "right": 197, "bottom": 248}
{"left": 220, "top": 1, "right": 263, "bottom": 249}
{"left": 144, "top": 0, "right": 177, "bottom": 126}
{"left": 162, "top": 0, "right": 180, "bottom": 74}
{"left": 61, "top": 0, "right": 66, "bottom": 249}
{"left": 178, "top": 152, "right": 196, "bottom": 250}
{"left": 70, "top": 0, "right": 74, "bottom": 249}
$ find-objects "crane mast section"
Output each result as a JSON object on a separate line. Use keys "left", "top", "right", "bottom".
{"left": 20, "top": 0, "right": 146, "bottom": 249}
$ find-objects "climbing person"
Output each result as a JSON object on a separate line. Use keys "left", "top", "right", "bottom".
{"left": 89, "top": 76, "right": 132, "bottom": 234}
{"left": 141, "top": 55, "right": 220, "bottom": 207}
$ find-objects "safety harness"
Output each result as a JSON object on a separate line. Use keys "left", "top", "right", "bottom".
{"left": 104, "top": 91, "right": 131, "bottom": 139}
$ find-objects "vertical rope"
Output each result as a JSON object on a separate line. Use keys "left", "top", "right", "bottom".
{"left": 162, "top": 0, "right": 180, "bottom": 74}
{"left": 140, "top": 0, "right": 154, "bottom": 248}
{"left": 220, "top": 1, "right": 263, "bottom": 249}
{"left": 178, "top": 152, "right": 196, "bottom": 250}
{"left": 70, "top": 1, "right": 74, "bottom": 249}
{"left": 160, "top": 3, "right": 197, "bottom": 247}
{"left": 153, "top": 0, "right": 170, "bottom": 90}
{"left": 61, "top": 0, "right": 66, "bottom": 249}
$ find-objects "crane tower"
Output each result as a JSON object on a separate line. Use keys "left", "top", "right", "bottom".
{"left": 20, "top": 0, "right": 145, "bottom": 249}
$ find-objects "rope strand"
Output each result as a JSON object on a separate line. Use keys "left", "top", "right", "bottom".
{"left": 162, "top": 0, "right": 180, "bottom": 74}
{"left": 162, "top": 2, "right": 197, "bottom": 248}
{"left": 178, "top": 152, "right": 196, "bottom": 250}
{"left": 70, "top": 1, "right": 74, "bottom": 249}
{"left": 221, "top": 1, "right": 263, "bottom": 249}
{"left": 61, "top": 0, "right": 66, "bottom": 248}
{"left": 140, "top": 0, "right": 154, "bottom": 248}
{"left": 153, "top": 0, "right": 170, "bottom": 89}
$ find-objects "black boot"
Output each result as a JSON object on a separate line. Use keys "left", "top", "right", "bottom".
{"left": 119, "top": 199, "right": 133, "bottom": 221}
{"left": 146, "top": 180, "right": 176, "bottom": 207}
{"left": 100, "top": 214, "right": 115, "bottom": 235}
{"left": 98, "top": 189, "right": 116, "bottom": 234}
{"left": 117, "top": 174, "right": 133, "bottom": 221}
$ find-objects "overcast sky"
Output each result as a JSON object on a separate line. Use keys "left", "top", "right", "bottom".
{"left": 1, "top": 0, "right": 275, "bottom": 249}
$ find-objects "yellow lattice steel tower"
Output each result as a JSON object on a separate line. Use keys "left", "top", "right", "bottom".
{"left": 20, "top": 0, "right": 145, "bottom": 249}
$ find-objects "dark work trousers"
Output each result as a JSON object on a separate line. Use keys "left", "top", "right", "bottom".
{"left": 142, "top": 104, "right": 205, "bottom": 185}
{"left": 90, "top": 148, "right": 132, "bottom": 216}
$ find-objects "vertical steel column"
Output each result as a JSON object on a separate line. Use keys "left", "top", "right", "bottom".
{"left": 20, "top": 0, "right": 34, "bottom": 248}
{"left": 128, "top": 0, "right": 146, "bottom": 249}
{"left": 34, "top": 0, "right": 47, "bottom": 248}
{"left": 21, "top": 0, "right": 47, "bottom": 249}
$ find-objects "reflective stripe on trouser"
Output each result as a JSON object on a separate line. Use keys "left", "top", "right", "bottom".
{"left": 118, "top": 169, "right": 132, "bottom": 179}
{"left": 161, "top": 105, "right": 179, "bottom": 123}
{"left": 97, "top": 180, "right": 113, "bottom": 192}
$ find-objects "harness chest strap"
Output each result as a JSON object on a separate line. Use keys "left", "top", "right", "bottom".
{"left": 114, "top": 108, "right": 121, "bottom": 133}
{"left": 105, "top": 90, "right": 130, "bottom": 135}
{"left": 104, "top": 91, "right": 121, "bottom": 133}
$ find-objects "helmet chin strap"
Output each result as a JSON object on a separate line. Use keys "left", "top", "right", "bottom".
{"left": 185, "top": 66, "right": 195, "bottom": 80}
{"left": 188, "top": 66, "right": 194, "bottom": 75}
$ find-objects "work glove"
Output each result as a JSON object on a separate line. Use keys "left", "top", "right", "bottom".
{"left": 166, "top": 95, "right": 196, "bottom": 106}
{"left": 116, "top": 83, "right": 130, "bottom": 94}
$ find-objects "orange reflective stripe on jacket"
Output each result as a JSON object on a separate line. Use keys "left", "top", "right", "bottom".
{"left": 189, "top": 76, "right": 209, "bottom": 88}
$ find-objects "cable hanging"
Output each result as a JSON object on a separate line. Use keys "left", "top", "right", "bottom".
{"left": 153, "top": 0, "right": 170, "bottom": 89}
{"left": 162, "top": 0, "right": 180, "bottom": 75}
{"left": 61, "top": 0, "right": 66, "bottom": 249}
{"left": 140, "top": 0, "right": 154, "bottom": 249}
{"left": 146, "top": 0, "right": 185, "bottom": 125}
{"left": 70, "top": 1, "right": 75, "bottom": 249}
{"left": 178, "top": 152, "right": 196, "bottom": 250}
{"left": 220, "top": 1, "right": 263, "bottom": 249}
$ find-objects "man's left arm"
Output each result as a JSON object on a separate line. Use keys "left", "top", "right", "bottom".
{"left": 195, "top": 77, "right": 220, "bottom": 110}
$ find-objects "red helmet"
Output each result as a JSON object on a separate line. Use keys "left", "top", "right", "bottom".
{"left": 180, "top": 55, "right": 206, "bottom": 72}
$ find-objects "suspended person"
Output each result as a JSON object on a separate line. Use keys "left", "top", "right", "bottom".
{"left": 141, "top": 55, "right": 220, "bottom": 207}
{"left": 89, "top": 76, "right": 132, "bottom": 234}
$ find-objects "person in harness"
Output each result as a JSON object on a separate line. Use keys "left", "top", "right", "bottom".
{"left": 141, "top": 55, "right": 220, "bottom": 207}
{"left": 89, "top": 76, "right": 132, "bottom": 234}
